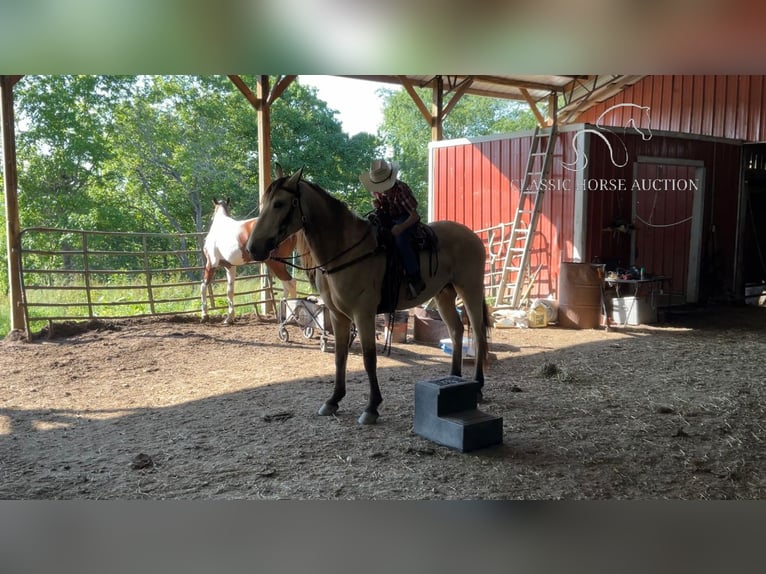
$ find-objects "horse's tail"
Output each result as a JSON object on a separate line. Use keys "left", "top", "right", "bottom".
{"left": 480, "top": 299, "right": 491, "bottom": 370}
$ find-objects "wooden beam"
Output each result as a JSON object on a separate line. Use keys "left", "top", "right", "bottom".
{"left": 228, "top": 75, "right": 260, "bottom": 110}
{"left": 431, "top": 76, "right": 443, "bottom": 141}
{"left": 520, "top": 88, "right": 547, "bottom": 128}
{"left": 442, "top": 77, "right": 474, "bottom": 119}
{"left": 228, "top": 75, "right": 292, "bottom": 202}
{"left": 1, "top": 76, "right": 25, "bottom": 332}
{"left": 547, "top": 92, "right": 557, "bottom": 126}
{"left": 341, "top": 75, "right": 433, "bottom": 89}
{"left": 462, "top": 88, "right": 526, "bottom": 101}
{"left": 399, "top": 75, "right": 433, "bottom": 125}
{"left": 268, "top": 75, "right": 297, "bottom": 105}
{"left": 256, "top": 76, "right": 271, "bottom": 203}
{"left": 473, "top": 74, "right": 574, "bottom": 93}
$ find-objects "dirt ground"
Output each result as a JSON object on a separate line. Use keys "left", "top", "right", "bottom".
{"left": 1, "top": 305, "right": 765, "bottom": 500}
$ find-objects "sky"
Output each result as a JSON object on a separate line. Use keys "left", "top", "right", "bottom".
{"left": 298, "top": 76, "right": 397, "bottom": 136}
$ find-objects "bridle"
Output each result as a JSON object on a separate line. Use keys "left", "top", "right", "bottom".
{"left": 267, "top": 179, "right": 379, "bottom": 275}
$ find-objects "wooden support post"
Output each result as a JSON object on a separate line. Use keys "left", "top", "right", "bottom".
{"left": 1, "top": 75, "right": 25, "bottom": 332}
{"left": 399, "top": 75, "right": 444, "bottom": 141}
{"left": 547, "top": 92, "right": 558, "bottom": 126}
{"left": 431, "top": 76, "right": 444, "bottom": 141}
{"left": 257, "top": 75, "right": 271, "bottom": 205}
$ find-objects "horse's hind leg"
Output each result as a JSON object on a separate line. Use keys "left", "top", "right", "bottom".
{"left": 200, "top": 266, "right": 213, "bottom": 322}
{"left": 461, "top": 299, "right": 487, "bottom": 388}
{"left": 224, "top": 267, "right": 236, "bottom": 324}
{"left": 434, "top": 285, "right": 464, "bottom": 378}
{"left": 454, "top": 283, "right": 489, "bottom": 402}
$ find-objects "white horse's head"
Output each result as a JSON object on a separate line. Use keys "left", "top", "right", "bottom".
{"left": 211, "top": 197, "right": 232, "bottom": 219}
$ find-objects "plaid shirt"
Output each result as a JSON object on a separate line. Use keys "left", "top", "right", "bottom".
{"left": 372, "top": 180, "right": 418, "bottom": 219}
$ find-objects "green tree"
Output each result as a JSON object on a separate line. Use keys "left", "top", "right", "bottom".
{"left": 13, "top": 75, "right": 137, "bottom": 231}
{"left": 6, "top": 75, "right": 384, "bottom": 276}
{"left": 12, "top": 75, "right": 383, "bottom": 238}
{"left": 269, "top": 78, "right": 382, "bottom": 213}
{"left": 108, "top": 75, "right": 257, "bottom": 238}
{"left": 379, "top": 86, "right": 538, "bottom": 214}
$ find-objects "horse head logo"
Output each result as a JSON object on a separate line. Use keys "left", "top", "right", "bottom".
{"left": 561, "top": 103, "right": 653, "bottom": 172}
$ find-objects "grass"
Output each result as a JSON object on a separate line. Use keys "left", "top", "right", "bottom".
{"left": 0, "top": 274, "right": 315, "bottom": 339}
{"left": 0, "top": 292, "right": 9, "bottom": 338}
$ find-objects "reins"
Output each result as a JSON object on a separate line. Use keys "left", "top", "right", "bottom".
{"left": 270, "top": 225, "right": 377, "bottom": 274}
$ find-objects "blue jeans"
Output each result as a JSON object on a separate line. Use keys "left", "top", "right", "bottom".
{"left": 393, "top": 214, "right": 419, "bottom": 276}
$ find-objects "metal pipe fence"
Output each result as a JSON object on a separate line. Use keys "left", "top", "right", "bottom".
{"left": 18, "top": 227, "right": 280, "bottom": 339}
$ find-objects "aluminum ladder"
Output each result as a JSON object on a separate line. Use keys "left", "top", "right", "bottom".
{"left": 495, "top": 125, "right": 557, "bottom": 308}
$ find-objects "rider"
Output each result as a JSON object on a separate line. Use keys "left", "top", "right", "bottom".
{"left": 360, "top": 159, "right": 425, "bottom": 300}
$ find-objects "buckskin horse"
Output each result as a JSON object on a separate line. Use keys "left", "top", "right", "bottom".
{"left": 246, "top": 169, "right": 489, "bottom": 424}
{"left": 201, "top": 198, "right": 298, "bottom": 324}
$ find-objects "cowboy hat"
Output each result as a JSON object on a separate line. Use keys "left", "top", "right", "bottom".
{"left": 359, "top": 159, "right": 399, "bottom": 193}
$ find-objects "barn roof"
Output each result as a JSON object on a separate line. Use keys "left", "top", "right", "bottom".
{"left": 337, "top": 75, "right": 646, "bottom": 123}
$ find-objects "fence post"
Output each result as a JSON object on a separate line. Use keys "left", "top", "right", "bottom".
{"left": 1, "top": 75, "right": 25, "bottom": 332}
{"left": 81, "top": 231, "right": 94, "bottom": 319}
{"left": 142, "top": 235, "right": 156, "bottom": 315}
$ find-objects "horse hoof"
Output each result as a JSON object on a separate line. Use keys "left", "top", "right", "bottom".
{"left": 358, "top": 411, "right": 379, "bottom": 425}
{"left": 318, "top": 403, "right": 338, "bottom": 416}
{"left": 476, "top": 390, "right": 485, "bottom": 403}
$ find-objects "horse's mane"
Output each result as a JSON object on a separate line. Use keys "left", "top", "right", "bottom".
{"left": 266, "top": 175, "right": 365, "bottom": 223}
{"left": 291, "top": 229, "right": 316, "bottom": 290}
{"left": 264, "top": 176, "right": 288, "bottom": 199}
{"left": 293, "top": 229, "right": 314, "bottom": 268}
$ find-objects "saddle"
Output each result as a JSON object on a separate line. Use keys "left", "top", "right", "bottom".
{"left": 367, "top": 210, "right": 438, "bottom": 314}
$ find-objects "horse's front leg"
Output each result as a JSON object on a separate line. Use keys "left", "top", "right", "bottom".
{"left": 356, "top": 315, "right": 382, "bottom": 425}
{"left": 283, "top": 278, "right": 298, "bottom": 300}
{"left": 318, "top": 311, "right": 351, "bottom": 417}
{"left": 224, "top": 267, "right": 236, "bottom": 324}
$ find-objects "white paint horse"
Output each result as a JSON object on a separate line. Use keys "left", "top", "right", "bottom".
{"left": 201, "top": 198, "right": 298, "bottom": 324}
{"left": 246, "top": 169, "right": 490, "bottom": 424}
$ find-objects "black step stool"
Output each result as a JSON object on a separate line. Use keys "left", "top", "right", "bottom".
{"left": 414, "top": 376, "right": 503, "bottom": 452}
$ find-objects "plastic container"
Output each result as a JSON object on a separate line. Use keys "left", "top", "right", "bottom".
{"left": 527, "top": 305, "right": 547, "bottom": 328}
{"left": 439, "top": 338, "right": 476, "bottom": 358}
{"left": 610, "top": 296, "right": 657, "bottom": 325}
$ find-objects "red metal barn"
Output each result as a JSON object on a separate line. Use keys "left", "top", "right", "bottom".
{"left": 577, "top": 74, "right": 766, "bottom": 303}
{"left": 575, "top": 75, "right": 766, "bottom": 143}
{"left": 429, "top": 125, "right": 743, "bottom": 305}
{"left": 427, "top": 75, "right": 766, "bottom": 308}
{"left": 429, "top": 129, "right": 578, "bottom": 301}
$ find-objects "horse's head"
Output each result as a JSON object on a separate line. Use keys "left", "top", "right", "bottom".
{"left": 246, "top": 168, "right": 304, "bottom": 261}
{"left": 212, "top": 197, "right": 232, "bottom": 218}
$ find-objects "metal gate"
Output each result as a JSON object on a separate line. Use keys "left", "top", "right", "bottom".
{"left": 17, "top": 227, "right": 278, "bottom": 338}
